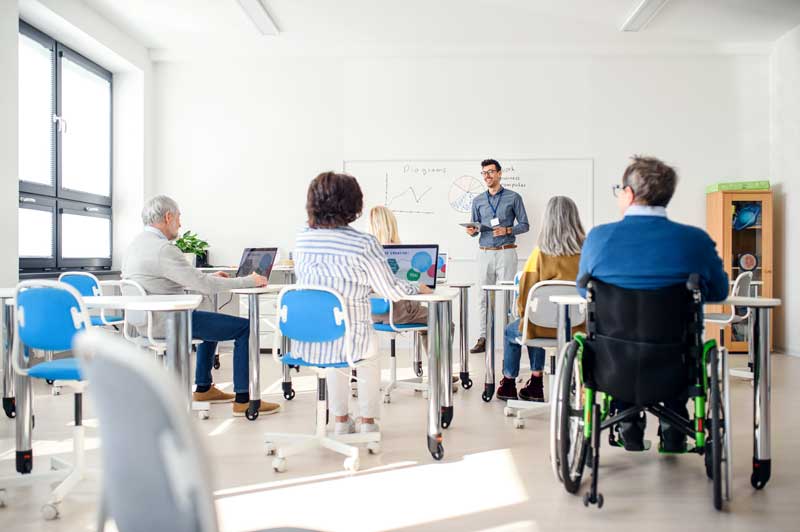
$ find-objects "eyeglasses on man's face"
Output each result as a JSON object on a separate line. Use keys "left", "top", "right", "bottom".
{"left": 480, "top": 169, "right": 498, "bottom": 177}
{"left": 611, "top": 184, "right": 634, "bottom": 197}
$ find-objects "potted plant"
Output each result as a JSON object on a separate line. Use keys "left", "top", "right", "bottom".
{"left": 175, "top": 231, "right": 209, "bottom": 267}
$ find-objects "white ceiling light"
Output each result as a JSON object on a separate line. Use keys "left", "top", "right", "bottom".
{"left": 237, "top": 0, "right": 280, "bottom": 36}
{"left": 620, "top": 0, "right": 670, "bottom": 32}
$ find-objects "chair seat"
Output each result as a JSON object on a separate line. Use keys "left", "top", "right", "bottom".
{"left": 372, "top": 322, "right": 426, "bottom": 332}
{"left": 91, "top": 315, "right": 123, "bottom": 326}
{"left": 704, "top": 313, "right": 747, "bottom": 325}
{"left": 513, "top": 336, "right": 557, "bottom": 348}
{"left": 28, "top": 358, "right": 83, "bottom": 381}
{"left": 281, "top": 354, "right": 353, "bottom": 369}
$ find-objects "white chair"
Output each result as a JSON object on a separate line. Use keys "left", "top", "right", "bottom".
{"left": 74, "top": 329, "right": 314, "bottom": 532}
{"left": 704, "top": 271, "right": 753, "bottom": 379}
{"left": 504, "top": 280, "right": 586, "bottom": 428}
{"left": 264, "top": 286, "right": 380, "bottom": 473}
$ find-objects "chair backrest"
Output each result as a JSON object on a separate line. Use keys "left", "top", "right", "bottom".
{"left": 370, "top": 297, "right": 390, "bottom": 315}
{"left": 524, "top": 281, "right": 585, "bottom": 329}
{"left": 119, "top": 279, "right": 148, "bottom": 329}
{"left": 14, "top": 281, "right": 92, "bottom": 352}
{"left": 731, "top": 271, "right": 753, "bottom": 319}
{"left": 58, "top": 272, "right": 102, "bottom": 297}
{"left": 74, "top": 329, "right": 218, "bottom": 532}
{"left": 275, "top": 286, "right": 352, "bottom": 364}
{"left": 582, "top": 277, "right": 700, "bottom": 406}
{"left": 512, "top": 271, "right": 523, "bottom": 318}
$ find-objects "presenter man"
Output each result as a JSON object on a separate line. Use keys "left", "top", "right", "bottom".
{"left": 466, "top": 159, "right": 529, "bottom": 353}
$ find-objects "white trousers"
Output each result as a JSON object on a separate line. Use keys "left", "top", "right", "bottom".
{"left": 478, "top": 247, "right": 518, "bottom": 337}
{"left": 327, "top": 332, "right": 381, "bottom": 419}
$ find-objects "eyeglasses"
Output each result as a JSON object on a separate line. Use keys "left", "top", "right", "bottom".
{"left": 611, "top": 184, "right": 634, "bottom": 197}
{"left": 480, "top": 170, "right": 498, "bottom": 177}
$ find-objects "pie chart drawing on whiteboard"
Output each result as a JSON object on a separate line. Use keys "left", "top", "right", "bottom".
{"left": 449, "top": 175, "right": 484, "bottom": 213}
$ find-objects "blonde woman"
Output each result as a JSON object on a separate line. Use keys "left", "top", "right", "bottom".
{"left": 497, "top": 196, "right": 585, "bottom": 402}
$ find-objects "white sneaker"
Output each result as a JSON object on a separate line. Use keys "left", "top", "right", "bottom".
{"left": 334, "top": 416, "right": 356, "bottom": 435}
{"left": 360, "top": 422, "right": 380, "bottom": 434}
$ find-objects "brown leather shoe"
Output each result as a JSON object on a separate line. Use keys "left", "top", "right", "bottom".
{"left": 192, "top": 386, "right": 234, "bottom": 403}
{"left": 469, "top": 337, "right": 486, "bottom": 354}
{"left": 232, "top": 401, "right": 281, "bottom": 417}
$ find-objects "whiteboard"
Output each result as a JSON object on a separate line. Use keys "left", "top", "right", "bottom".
{"left": 344, "top": 159, "right": 594, "bottom": 260}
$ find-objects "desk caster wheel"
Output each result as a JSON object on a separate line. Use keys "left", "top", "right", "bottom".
{"left": 245, "top": 401, "right": 260, "bottom": 421}
{"left": 2, "top": 398, "right": 14, "bottom": 418}
{"left": 41, "top": 503, "right": 59, "bottom": 520}
{"left": 441, "top": 406, "right": 453, "bottom": 429}
{"left": 751, "top": 458, "right": 771, "bottom": 489}
{"left": 431, "top": 444, "right": 444, "bottom": 461}
{"left": 428, "top": 436, "right": 444, "bottom": 460}
{"left": 367, "top": 442, "right": 381, "bottom": 455}
{"left": 383, "top": 395, "right": 391, "bottom": 404}
{"left": 272, "top": 457, "right": 287, "bottom": 472}
{"left": 198, "top": 410, "right": 209, "bottom": 420}
{"left": 504, "top": 406, "right": 513, "bottom": 417}
{"left": 51, "top": 386, "right": 61, "bottom": 396}
{"left": 514, "top": 419, "right": 525, "bottom": 429}
{"left": 282, "top": 382, "right": 295, "bottom": 400}
{"left": 46, "top": 379, "right": 54, "bottom": 385}
{"left": 213, "top": 354, "right": 220, "bottom": 370}
{"left": 344, "top": 457, "right": 360, "bottom": 472}
{"left": 414, "top": 361, "right": 423, "bottom": 378}
{"left": 460, "top": 372, "right": 472, "bottom": 389}
{"left": 265, "top": 442, "right": 276, "bottom": 456}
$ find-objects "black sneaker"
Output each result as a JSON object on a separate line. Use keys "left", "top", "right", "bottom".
{"left": 518, "top": 374, "right": 545, "bottom": 402}
{"left": 617, "top": 414, "right": 647, "bottom": 452}
{"left": 496, "top": 377, "right": 518, "bottom": 401}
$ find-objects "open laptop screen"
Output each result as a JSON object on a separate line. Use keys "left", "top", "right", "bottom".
{"left": 437, "top": 252, "right": 448, "bottom": 283}
{"left": 383, "top": 244, "right": 439, "bottom": 289}
{"left": 236, "top": 247, "right": 278, "bottom": 278}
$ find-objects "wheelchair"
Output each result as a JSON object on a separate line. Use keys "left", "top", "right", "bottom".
{"left": 550, "top": 274, "right": 731, "bottom": 510}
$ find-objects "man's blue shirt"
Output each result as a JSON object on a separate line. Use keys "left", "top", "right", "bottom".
{"left": 470, "top": 187, "right": 530, "bottom": 247}
{"left": 577, "top": 208, "right": 729, "bottom": 302}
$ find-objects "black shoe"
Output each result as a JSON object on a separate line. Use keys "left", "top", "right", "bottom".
{"left": 470, "top": 337, "right": 486, "bottom": 354}
{"left": 659, "top": 426, "right": 687, "bottom": 453}
{"left": 618, "top": 414, "right": 647, "bottom": 452}
{"left": 496, "top": 377, "right": 518, "bottom": 401}
{"left": 518, "top": 374, "right": 545, "bottom": 402}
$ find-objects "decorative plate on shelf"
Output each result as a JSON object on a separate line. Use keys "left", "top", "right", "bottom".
{"left": 738, "top": 253, "right": 758, "bottom": 272}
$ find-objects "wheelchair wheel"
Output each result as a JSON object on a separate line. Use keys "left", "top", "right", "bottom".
{"left": 709, "top": 347, "right": 724, "bottom": 511}
{"left": 558, "top": 340, "right": 588, "bottom": 494}
{"left": 550, "top": 342, "right": 567, "bottom": 481}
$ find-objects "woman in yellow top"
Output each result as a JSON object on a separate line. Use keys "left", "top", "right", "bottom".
{"left": 497, "top": 196, "right": 585, "bottom": 402}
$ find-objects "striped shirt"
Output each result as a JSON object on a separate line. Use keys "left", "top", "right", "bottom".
{"left": 293, "top": 226, "right": 420, "bottom": 364}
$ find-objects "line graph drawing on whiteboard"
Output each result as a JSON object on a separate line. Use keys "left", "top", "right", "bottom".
{"left": 449, "top": 175, "right": 484, "bottom": 213}
{"left": 384, "top": 173, "right": 435, "bottom": 214}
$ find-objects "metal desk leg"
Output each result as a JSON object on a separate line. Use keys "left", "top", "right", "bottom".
{"left": 212, "top": 294, "right": 221, "bottom": 370}
{"left": 165, "top": 310, "right": 192, "bottom": 410}
{"left": 751, "top": 306, "right": 771, "bottom": 489}
{"left": 482, "top": 290, "right": 496, "bottom": 402}
{"left": 281, "top": 335, "right": 295, "bottom": 400}
{"left": 426, "top": 301, "right": 444, "bottom": 460}
{"left": 439, "top": 301, "right": 454, "bottom": 429}
{"left": 246, "top": 294, "right": 262, "bottom": 420}
{"left": 503, "top": 290, "right": 513, "bottom": 327}
{"left": 2, "top": 303, "right": 15, "bottom": 418}
{"left": 457, "top": 287, "right": 472, "bottom": 389}
{"left": 14, "top": 343, "right": 32, "bottom": 474}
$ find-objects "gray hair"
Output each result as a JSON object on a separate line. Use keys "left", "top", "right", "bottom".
{"left": 141, "top": 195, "right": 180, "bottom": 226}
{"left": 537, "top": 196, "right": 585, "bottom": 256}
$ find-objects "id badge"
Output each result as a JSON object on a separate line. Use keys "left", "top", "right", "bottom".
{"left": 490, "top": 217, "right": 500, "bottom": 227}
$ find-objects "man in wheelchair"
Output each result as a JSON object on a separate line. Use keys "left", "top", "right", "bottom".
{"left": 555, "top": 155, "right": 729, "bottom": 509}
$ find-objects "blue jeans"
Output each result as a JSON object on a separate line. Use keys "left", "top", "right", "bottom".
{"left": 503, "top": 319, "right": 545, "bottom": 378}
{"left": 192, "top": 310, "right": 250, "bottom": 393}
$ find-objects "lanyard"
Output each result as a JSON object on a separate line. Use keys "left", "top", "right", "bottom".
{"left": 487, "top": 189, "right": 504, "bottom": 218}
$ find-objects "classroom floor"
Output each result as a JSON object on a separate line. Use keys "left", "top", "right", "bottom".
{"left": 0, "top": 345, "right": 798, "bottom": 532}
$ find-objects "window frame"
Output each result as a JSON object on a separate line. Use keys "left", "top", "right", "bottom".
{"left": 18, "top": 20, "right": 114, "bottom": 273}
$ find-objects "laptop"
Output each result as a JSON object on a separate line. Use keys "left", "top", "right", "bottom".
{"left": 437, "top": 252, "right": 448, "bottom": 284}
{"left": 383, "top": 244, "right": 440, "bottom": 289}
{"left": 236, "top": 247, "right": 278, "bottom": 278}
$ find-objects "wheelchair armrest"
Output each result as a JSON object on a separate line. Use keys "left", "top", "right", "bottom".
{"left": 686, "top": 273, "right": 701, "bottom": 292}
{"left": 577, "top": 274, "right": 592, "bottom": 289}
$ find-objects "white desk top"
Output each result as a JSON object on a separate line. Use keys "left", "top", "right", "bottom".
{"left": 445, "top": 282, "right": 474, "bottom": 288}
{"left": 481, "top": 284, "right": 517, "bottom": 291}
{"left": 229, "top": 285, "right": 287, "bottom": 295}
{"left": 273, "top": 264, "right": 295, "bottom": 272}
{"left": 723, "top": 296, "right": 781, "bottom": 308}
{"left": 0, "top": 288, "right": 14, "bottom": 299}
{"left": 550, "top": 294, "right": 586, "bottom": 305}
{"left": 84, "top": 294, "right": 203, "bottom": 311}
{"left": 403, "top": 287, "right": 459, "bottom": 302}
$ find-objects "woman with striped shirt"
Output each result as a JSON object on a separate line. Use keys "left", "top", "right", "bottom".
{"left": 295, "top": 172, "right": 433, "bottom": 434}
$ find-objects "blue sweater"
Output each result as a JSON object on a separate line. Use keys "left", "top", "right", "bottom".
{"left": 577, "top": 215, "right": 729, "bottom": 302}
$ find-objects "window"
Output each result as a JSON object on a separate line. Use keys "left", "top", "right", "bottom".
{"left": 18, "top": 21, "right": 112, "bottom": 272}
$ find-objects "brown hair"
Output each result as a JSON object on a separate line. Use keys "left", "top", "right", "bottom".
{"left": 306, "top": 171, "right": 364, "bottom": 228}
{"left": 622, "top": 155, "right": 678, "bottom": 207}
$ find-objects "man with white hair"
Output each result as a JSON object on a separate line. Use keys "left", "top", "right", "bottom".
{"left": 122, "top": 195, "right": 280, "bottom": 417}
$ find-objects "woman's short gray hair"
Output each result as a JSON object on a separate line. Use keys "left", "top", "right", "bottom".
{"left": 537, "top": 196, "right": 585, "bottom": 257}
{"left": 141, "top": 195, "right": 180, "bottom": 226}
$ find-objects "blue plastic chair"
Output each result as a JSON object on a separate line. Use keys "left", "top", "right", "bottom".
{"left": 369, "top": 297, "right": 428, "bottom": 402}
{"left": 264, "top": 286, "right": 380, "bottom": 473}
{"left": 2, "top": 280, "right": 92, "bottom": 520}
{"left": 58, "top": 272, "right": 124, "bottom": 327}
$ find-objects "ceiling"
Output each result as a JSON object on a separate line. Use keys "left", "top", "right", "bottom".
{"left": 81, "top": 0, "right": 800, "bottom": 59}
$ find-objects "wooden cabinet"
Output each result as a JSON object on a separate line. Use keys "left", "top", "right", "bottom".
{"left": 706, "top": 190, "right": 773, "bottom": 352}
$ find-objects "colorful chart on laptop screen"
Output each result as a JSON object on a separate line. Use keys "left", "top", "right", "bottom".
{"left": 383, "top": 245, "right": 439, "bottom": 288}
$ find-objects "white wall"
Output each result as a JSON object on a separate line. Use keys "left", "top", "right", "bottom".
{"left": 771, "top": 24, "right": 800, "bottom": 356}
{"left": 0, "top": 0, "right": 19, "bottom": 287}
{"left": 152, "top": 52, "right": 770, "bottom": 339}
